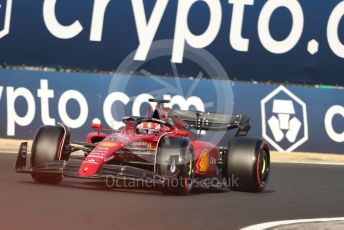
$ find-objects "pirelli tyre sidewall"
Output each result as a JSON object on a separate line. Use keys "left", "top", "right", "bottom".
{"left": 156, "top": 136, "right": 195, "bottom": 195}
{"left": 226, "top": 137, "right": 270, "bottom": 193}
{"left": 31, "top": 125, "right": 69, "bottom": 184}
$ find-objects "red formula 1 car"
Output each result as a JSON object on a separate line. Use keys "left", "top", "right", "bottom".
{"left": 15, "top": 99, "right": 270, "bottom": 194}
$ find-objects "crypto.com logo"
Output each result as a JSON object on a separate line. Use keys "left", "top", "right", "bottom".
{"left": 0, "top": 0, "right": 12, "bottom": 38}
{"left": 261, "top": 86, "right": 308, "bottom": 152}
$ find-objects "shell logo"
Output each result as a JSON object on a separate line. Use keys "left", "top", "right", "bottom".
{"left": 100, "top": 142, "right": 117, "bottom": 147}
{"left": 196, "top": 149, "right": 209, "bottom": 173}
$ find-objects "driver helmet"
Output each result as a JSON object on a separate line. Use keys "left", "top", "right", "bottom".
{"left": 137, "top": 121, "right": 161, "bottom": 134}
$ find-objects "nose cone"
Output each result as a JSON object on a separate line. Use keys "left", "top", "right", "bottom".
{"left": 79, "top": 140, "right": 125, "bottom": 177}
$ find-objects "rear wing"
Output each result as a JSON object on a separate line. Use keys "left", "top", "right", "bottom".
{"left": 172, "top": 110, "right": 250, "bottom": 136}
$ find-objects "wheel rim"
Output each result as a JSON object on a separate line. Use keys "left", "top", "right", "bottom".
{"left": 258, "top": 149, "right": 270, "bottom": 186}
{"left": 184, "top": 148, "right": 194, "bottom": 192}
{"left": 261, "top": 157, "right": 266, "bottom": 175}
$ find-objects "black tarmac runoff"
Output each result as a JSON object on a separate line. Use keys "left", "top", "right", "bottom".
{"left": 1, "top": 153, "right": 344, "bottom": 230}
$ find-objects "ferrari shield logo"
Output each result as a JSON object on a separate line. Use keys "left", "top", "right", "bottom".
{"left": 0, "top": 0, "right": 12, "bottom": 39}
{"left": 196, "top": 149, "right": 209, "bottom": 173}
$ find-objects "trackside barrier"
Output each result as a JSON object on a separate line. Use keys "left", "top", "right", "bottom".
{"left": 0, "top": 69, "right": 343, "bottom": 153}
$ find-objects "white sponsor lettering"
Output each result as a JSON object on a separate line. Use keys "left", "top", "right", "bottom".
{"left": 163, "top": 95, "right": 205, "bottom": 112}
{"left": 132, "top": 93, "right": 155, "bottom": 117}
{"left": 90, "top": 0, "right": 111, "bottom": 42}
{"left": 37, "top": 80, "right": 55, "bottom": 126}
{"left": 43, "top": 0, "right": 110, "bottom": 41}
{"left": 103, "top": 92, "right": 130, "bottom": 130}
{"left": 102, "top": 92, "right": 205, "bottom": 130}
{"left": 58, "top": 90, "right": 89, "bottom": 128}
{"left": 0, "top": 79, "right": 207, "bottom": 135}
{"left": 11, "top": 0, "right": 337, "bottom": 61}
{"left": 7, "top": 87, "right": 36, "bottom": 136}
{"left": 132, "top": 0, "right": 168, "bottom": 61}
{"left": 43, "top": 0, "right": 83, "bottom": 39}
{"left": 228, "top": 0, "right": 253, "bottom": 52}
{"left": 172, "top": 0, "right": 222, "bottom": 63}
{"left": 0, "top": 86, "right": 3, "bottom": 103}
{"left": 258, "top": 0, "right": 304, "bottom": 54}
{"left": 327, "top": 1, "right": 344, "bottom": 58}
{"left": 325, "top": 105, "right": 344, "bottom": 143}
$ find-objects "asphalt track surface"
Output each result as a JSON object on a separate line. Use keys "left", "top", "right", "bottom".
{"left": 1, "top": 153, "right": 344, "bottom": 230}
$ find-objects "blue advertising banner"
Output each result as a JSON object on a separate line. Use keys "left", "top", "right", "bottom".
{"left": 0, "top": 0, "right": 344, "bottom": 85}
{"left": 0, "top": 69, "right": 343, "bottom": 153}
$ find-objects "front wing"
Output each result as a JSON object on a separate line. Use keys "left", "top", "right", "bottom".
{"left": 15, "top": 142, "right": 164, "bottom": 184}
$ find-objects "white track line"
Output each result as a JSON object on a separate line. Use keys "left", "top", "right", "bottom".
{"left": 0, "top": 151, "right": 17, "bottom": 154}
{"left": 241, "top": 217, "right": 344, "bottom": 230}
{"left": 273, "top": 160, "right": 344, "bottom": 166}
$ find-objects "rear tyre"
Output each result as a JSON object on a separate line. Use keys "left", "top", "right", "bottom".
{"left": 225, "top": 137, "right": 270, "bottom": 192}
{"left": 156, "top": 137, "right": 194, "bottom": 195}
{"left": 31, "top": 125, "right": 70, "bottom": 184}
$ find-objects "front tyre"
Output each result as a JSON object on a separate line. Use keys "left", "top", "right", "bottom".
{"left": 31, "top": 125, "right": 70, "bottom": 184}
{"left": 225, "top": 137, "right": 270, "bottom": 192}
{"left": 156, "top": 137, "right": 194, "bottom": 195}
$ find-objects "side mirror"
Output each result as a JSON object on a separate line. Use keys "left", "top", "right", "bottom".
{"left": 91, "top": 118, "right": 102, "bottom": 130}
